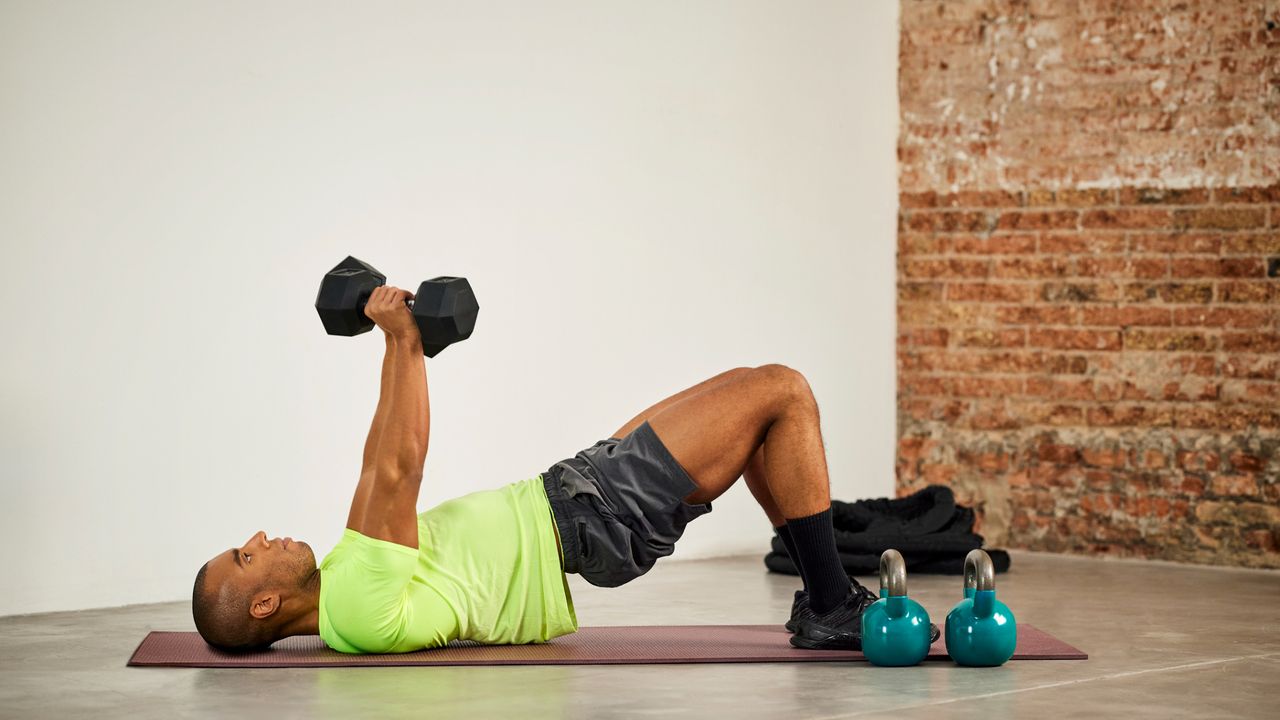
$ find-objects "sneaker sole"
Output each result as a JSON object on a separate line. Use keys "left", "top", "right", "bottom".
{"left": 789, "top": 630, "right": 860, "bottom": 651}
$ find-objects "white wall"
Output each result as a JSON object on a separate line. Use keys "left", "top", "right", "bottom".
{"left": 0, "top": 0, "right": 899, "bottom": 616}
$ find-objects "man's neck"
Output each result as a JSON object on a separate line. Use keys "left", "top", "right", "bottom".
{"left": 278, "top": 569, "right": 322, "bottom": 638}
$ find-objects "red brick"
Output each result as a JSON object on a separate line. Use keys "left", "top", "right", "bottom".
{"left": 1174, "top": 405, "right": 1280, "bottom": 430}
{"left": 1026, "top": 189, "right": 1117, "bottom": 207}
{"left": 1132, "top": 448, "right": 1169, "bottom": 469}
{"left": 1079, "top": 306, "right": 1172, "bottom": 327}
{"left": 1087, "top": 404, "right": 1175, "bottom": 427}
{"left": 1222, "top": 333, "right": 1280, "bottom": 353}
{"left": 900, "top": 191, "right": 940, "bottom": 209}
{"left": 899, "top": 234, "right": 951, "bottom": 254}
{"left": 1180, "top": 476, "right": 1206, "bottom": 496}
{"left": 1213, "top": 185, "right": 1280, "bottom": 203}
{"left": 1039, "top": 234, "right": 1126, "bottom": 253}
{"left": 1171, "top": 355, "right": 1219, "bottom": 377}
{"left": 1129, "top": 233, "right": 1221, "bottom": 254}
{"left": 1030, "top": 328, "right": 1123, "bottom": 351}
{"left": 898, "top": 282, "right": 945, "bottom": 302}
{"left": 948, "top": 283, "right": 1035, "bottom": 302}
{"left": 967, "top": 404, "right": 1024, "bottom": 430}
{"left": 906, "top": 210, "right": 997, "bottom": 233}
{"left": 1036, "top": 442, "right": 1082, "bottom": 465}
{"left": 1082, "top": 208, "right": 1174, "bottom": 229}
{"left": 1220, "top": 234, "right": 1280, "bottom": 254}
{"left": 952, "top": 234, "right": 1038, "bottom": 254}
{"left": 1208, "top": 183, "right": 1280, "bottom": 203}
{"left": 1241, "top": 382, "right": 1280, "bottom": 404}
{"left": 1124, "top": 329, "right": 1217, "bottom": 352}
{"left": 898, "top": 328, "right": 950, "bottom": 347}
{"left": 1176, "top": 450, "right": 1220, "bottom": 473}
{"left": 1173, "top": 207, "right": 1268, "bottom": 230}
{"left": 995, "top": 210, "right": 1080, "bottom": 231}
{"left": 1123, "top": 282, "right": 1214, "bottom": 304}
{"left": 994, "top": 257, "right": 1072, "bottom": 279}
{"left": 957, "top": 448, "right": 1012, "bottom": 472}
{"left": 1025, "top": 376, "right": 1095, "bottom": 400}
{"left": 1024, "top": 403, "right": 1088, "bottom": 426}
{"left": 997, "top": 306, "right": 1077, "bottom": 325}
{"left": 1210, "top": 475, "right": 1259, "bottom": 498}
{"left": 900, "top": 374, "right": 951, "bottom": 396}
{"left": 896, "top": 436, "right": 933, "bottom": 462}
{"left": 902, "top": 258, "right": 992, "bottom": 279}
{"left": 1172, "top": 307, "right": 1273, "bottom": 329}
{"left": 952, "top": 376, "right": 1024, "bottom": 398}
{"left": 1043, "top": 281, "right": 1125, "bottom": 303}
{"left": 1081, "top": 447, "right": 1128, "bottom": 469}
{"left": 955, "top": 328, "right": 1027, "bottom": 348}
{"left": 1218, "top": 281, "right": 1276, "bottom": 303}
{"left": 1244, "top": 530, "right": 1279, "bottom": 553}
{"left": 1171, "top": 258, "right": 1265, "bottom": 278}
{"left": 1220, "top": 356, "right": 1279, "bottom": 380}
{"left": 1229, "top": 453, "right": 1266, "bottom": 473}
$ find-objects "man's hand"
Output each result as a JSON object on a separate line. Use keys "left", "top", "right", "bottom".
{"left": 364, "top": 286, "right": 419, "bottom": 342}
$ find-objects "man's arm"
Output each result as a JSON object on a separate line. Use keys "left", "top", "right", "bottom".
{"left": 344, "top": 286, "right": 429, "bottom": 549}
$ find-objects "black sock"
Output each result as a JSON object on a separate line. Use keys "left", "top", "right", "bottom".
{"left": 785, "top": 508, "right": 851, "bottom": 615}
{"left": 773, "top": 524, "right": 808, "bottom": 593}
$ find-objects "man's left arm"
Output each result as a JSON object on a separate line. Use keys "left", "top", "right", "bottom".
{"left": 345, "top": 286, "right": 430, "bottom": 549}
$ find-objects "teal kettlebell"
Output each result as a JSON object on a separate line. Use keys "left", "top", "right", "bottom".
{"left": 860, "top": 549, "right": 932, "bottom": 667}
{"left": 944, "top": 549, "right": 1017, "bottom": 667}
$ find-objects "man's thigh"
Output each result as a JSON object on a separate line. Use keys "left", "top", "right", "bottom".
{"left": 610, "top": 367, "right": 752, "bottom": 440}
{"left": 645, "top": 366, "right": 793, "bottom": 504}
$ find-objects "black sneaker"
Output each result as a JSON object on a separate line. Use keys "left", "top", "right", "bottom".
{"left": 784, "top": 590, "right": 812, "bottom": 633}
{"left": 789, "top": 581, "right": 879, "bottom": 650}
{"left": 785, "top": 583, "right": 942, "bottom": 646}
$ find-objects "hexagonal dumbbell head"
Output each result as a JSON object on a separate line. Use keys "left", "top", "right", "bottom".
{"left": 315, "top": 256, "right": 387, "bottom": 336}
{"left": 413, "top": 277, "right": 479, "bottom": 357}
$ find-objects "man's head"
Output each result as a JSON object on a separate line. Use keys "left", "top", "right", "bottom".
{"left": 192, "top": 531, "right": 317, "bottom": 652}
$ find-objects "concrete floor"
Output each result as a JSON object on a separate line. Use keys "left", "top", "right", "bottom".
{"left": 1, "top": 551, "right": 1277, "bottom": 719}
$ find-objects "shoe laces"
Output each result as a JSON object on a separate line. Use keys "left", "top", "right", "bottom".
{"left": 849, "top": 579, "right": 878, "bottom": 614}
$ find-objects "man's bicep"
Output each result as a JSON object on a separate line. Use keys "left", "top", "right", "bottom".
{"left": 346, "top": 472, "right": 421, "bottom": 549}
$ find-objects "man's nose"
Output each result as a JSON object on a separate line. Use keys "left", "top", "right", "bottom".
{"left": 244, "top": 530, "right": 267, "bottom": 549}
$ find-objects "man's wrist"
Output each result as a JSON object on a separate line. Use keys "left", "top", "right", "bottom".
{"left": 386, "top": 332, "right": 421, "bottom": 351}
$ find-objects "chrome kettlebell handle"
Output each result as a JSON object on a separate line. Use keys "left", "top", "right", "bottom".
{"left": 963, "top": 549, "right": 995, "bottom": 593}
{"left": 879, "top": 549, "right": 908, "bottom": 597}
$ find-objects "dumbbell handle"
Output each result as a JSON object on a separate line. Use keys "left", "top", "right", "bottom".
{"left": 354, "top": 276, "right": 463, "bottom": 318}
{"left": 353, "top": 292, "right": 416, "bottom": 318}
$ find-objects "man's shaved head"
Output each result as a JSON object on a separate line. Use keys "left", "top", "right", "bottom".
{"left": 192, "top": 532, "right": 318, "bottom": 652}
{"left": 192, "top": 561, "right": 274, "bottom": 651}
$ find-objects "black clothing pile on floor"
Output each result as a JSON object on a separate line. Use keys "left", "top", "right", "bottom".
{"left": 764, "top": 485, "right": 1011, "bottom": 576}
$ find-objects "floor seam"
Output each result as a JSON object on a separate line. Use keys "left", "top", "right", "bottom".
{"left": 809, "top": 652, "right": 1280, "bottom": 720}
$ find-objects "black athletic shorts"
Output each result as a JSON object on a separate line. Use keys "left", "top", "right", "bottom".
{"left": 541, "top": 421, "right": 712, "bottom": 588}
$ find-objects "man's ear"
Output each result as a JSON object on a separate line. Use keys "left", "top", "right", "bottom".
{"left": 250, "top": 592, "right": 280, "bottom": 620}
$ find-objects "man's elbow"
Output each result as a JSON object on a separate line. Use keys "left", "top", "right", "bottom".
{"left": 374, "top": 462, "right": 424, "bottom": 487}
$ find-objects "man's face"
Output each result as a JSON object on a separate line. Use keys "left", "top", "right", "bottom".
{"left": 202, "top": 531, "right": 317, "bottom": 612}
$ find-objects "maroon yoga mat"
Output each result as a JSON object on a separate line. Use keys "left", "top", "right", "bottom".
{"left": 128, "top": 624, "right": 1085, "bottom": 668}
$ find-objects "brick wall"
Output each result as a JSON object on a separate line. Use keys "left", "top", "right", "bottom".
{"left": 896, "top": 0, "right": 1279, "bottom": 567}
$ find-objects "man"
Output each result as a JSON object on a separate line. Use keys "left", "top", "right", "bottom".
{"left": 193, "top": 285, "right": 888, "bottom": 654}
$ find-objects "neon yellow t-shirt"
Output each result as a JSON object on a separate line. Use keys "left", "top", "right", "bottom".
{"left": 317, "top": 476, "right": 577, "bottom": 653}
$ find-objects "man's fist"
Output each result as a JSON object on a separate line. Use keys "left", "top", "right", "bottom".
{"left": 363, "top": 286, "right": 419, "bottom": 341}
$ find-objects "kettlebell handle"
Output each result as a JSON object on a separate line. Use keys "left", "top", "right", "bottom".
{"left": 963, "top": 549, "right": 996, "bottom": 593}
{"left": 879, "top": 549, "right": 908, "bottom": 597}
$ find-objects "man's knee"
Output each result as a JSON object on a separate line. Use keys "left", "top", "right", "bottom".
{"left": 753, "top": 364, "right": 816, "bottom": 410}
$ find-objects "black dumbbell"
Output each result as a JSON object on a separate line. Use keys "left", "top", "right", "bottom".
{"left": 315, "top": 256, "right": 479, "bottom": 357}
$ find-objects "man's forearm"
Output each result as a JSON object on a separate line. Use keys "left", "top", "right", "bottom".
{"left": 366, "top": 335, "right": 429, "bottom": 480}
{"left": 360, "top": 337, "right": 399, "bottom": 468}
